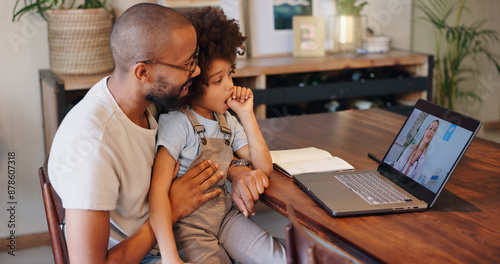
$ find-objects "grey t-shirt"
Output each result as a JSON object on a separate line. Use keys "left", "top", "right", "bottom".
{"left": 156, "top": 109, "right": 248, "bottom": 177}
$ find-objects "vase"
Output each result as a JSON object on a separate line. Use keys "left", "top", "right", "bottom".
{"left": 46, "top": 8, "right": 115, "bottom": 75}
{"left": 333, "top": 15, "right": 365, "bottom": 53}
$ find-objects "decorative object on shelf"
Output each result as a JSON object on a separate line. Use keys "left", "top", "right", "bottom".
{"left": 363, "top": 0, "right": 412, "bottom": 51}
{"left": 332, "top": 0, "right": 368, "bottom": 53}
{"left": 247, "top": 0, "right": 321, "bottom": 57}
{"left": 417, "top": 0, "right": 500, "bottom": 110}
{"left": 12, "top": 0, "right": 115, "bottom": 75}
{"left": 292, "top": 16, "right": 325, "bottom": 57}
{"left": 46, "top": 8, "right": 114, "bottom": 75}
{"left": 335, "top": 0, "right": 367, "bottom": 15}
{"left": 365, "top": 34, "right": 391, "bottom": 53}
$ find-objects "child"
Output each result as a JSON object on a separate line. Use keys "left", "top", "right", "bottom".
{"left": 149, "top": 6, "right": 286, "bottom": 264}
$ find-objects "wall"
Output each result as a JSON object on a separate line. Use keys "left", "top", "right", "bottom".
{"left": 412, "top": 0, "right": 500, "bottom": 122}
{"left": 1, "top": 1, "right": 50, "bottom": 238}
{"left": 0, "top": 0, "right": 498, "bottom": 240}
{"left": 482, "top": 0, "right": 500, "bottom": 123}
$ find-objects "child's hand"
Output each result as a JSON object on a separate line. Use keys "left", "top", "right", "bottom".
{"left": 226, "top": 86, "right": 254, "bottom": 117}
{"left": 229, "top": 166, "right": 269, "bottom": 217}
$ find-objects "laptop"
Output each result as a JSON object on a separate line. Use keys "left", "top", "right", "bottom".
{"left": 293, "top": 99, "right": 481, "bottom": 217}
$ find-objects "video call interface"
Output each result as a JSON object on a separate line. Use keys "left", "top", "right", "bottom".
{"left": 383, "top": 109, "right": 473, "bottom": 194}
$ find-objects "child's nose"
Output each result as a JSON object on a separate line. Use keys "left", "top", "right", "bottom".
{"left": 225, "top": 78, "right": 234, "bottom": 90}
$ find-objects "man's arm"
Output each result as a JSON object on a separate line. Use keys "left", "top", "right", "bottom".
{"left": 64, "top": 160, "right": 223, "bottom": 264}
{"left": 65, "top": 209, "right": 156, "bottom": 264}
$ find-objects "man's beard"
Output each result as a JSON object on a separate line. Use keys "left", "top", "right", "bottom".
{"left": 146, "top": 77, "right": 188, "bottom": 110}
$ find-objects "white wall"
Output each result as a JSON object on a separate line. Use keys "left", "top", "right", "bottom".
{"left": 0, "top": 0, "right": 498, "bottom": 239}
{"left": 1, "top": 1, "right": 50, "bottom": 237}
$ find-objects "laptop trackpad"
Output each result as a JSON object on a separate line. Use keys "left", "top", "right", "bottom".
{"left": 307, "top": 181, "right": 360, "bottom": 201}
{"left": 295, "top": 173, "right": 359, "bottom": 201}
{"left": 303, "top": 179, "right": 379, "bottom": 215}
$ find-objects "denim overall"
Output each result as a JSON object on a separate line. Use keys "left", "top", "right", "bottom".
{"left": 173, "top": 108, "right": 286, "bottom": 264}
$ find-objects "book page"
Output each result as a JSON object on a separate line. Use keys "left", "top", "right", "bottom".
{"left": 270, "top": 147, "right": 332, "bottom": 163}
{"left": 277, "top": 156, "right": 354, "bottom": 175}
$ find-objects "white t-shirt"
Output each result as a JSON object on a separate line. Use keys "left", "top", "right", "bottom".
{"left": 48, "top": 77, "right": 158, "bottom": 248}
{"left": 156, "top": 109, "right": 248, "bottom": 178}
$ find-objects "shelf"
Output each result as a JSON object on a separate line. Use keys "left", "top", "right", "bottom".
{"left": 39, "top": 50, "right": 432, "bottom": 154}
{"left": 253, "top": 77, "right": 428, "bottom": 105}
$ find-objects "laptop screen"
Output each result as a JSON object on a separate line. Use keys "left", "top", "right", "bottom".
{"left": 378, "top": 99, "right": 481, "bottom": 206}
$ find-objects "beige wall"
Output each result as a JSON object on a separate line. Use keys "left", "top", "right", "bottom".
{"left": 1, "top": 0, "right": 498, "bottom": 238}
{"left": 1, "top": 2, "right": 49, "bottom": 237}
{"left": 412, "top": 0, "right": 500, "bottom": 122}
{"left": 482, "top": 0, "right": 500, "bottom": 123}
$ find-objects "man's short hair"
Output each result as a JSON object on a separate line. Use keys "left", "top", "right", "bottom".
{"left": 110, "top": 3, "right": 192, "bottom": 75}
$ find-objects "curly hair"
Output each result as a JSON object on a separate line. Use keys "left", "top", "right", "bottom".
{"left": 180, "top": 6, "right": 247, "bottom": 107}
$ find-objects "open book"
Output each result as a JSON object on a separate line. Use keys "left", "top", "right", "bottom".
{"left": 270, "top": 147, "right": 354, "bottom": 177}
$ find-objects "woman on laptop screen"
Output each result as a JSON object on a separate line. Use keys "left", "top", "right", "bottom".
{"left": 393, "top": 120, "right": 440, "bottom": 180}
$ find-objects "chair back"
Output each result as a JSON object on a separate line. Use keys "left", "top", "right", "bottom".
{"left": 39, "top": 157, "right": 69, "bottom": 264}
{"left": 285, "top": 204, "right": 353, "bottom": 264}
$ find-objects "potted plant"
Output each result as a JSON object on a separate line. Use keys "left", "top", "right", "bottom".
{"left": 417, "top": 0, "right": 500, "bottom": 110}
{"left": 333, "top": 0, "right": 368, "bottom": 53}
{"left": 12, "top": 0, "right": 115, "bottom": 75}
{"left": 335, "top": 0, "right": 368, "bottom": 16}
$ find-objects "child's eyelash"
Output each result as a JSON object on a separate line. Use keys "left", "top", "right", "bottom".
{"left": 211, "top": 71, "right": 233, "bottom": 84}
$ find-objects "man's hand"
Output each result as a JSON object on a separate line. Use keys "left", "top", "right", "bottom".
{"left": 229, "top": 165, "right": 269, "bottom": 217}
{"left": 169, "top": 160, "right": 224, "bottom": 224}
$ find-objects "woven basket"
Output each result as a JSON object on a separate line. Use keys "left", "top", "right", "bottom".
{"left": 46, "top": 8, "right": 114, "bottom": 75}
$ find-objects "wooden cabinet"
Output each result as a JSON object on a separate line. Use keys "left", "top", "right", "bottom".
{"left": 234, "top": 50, "right": 432, "bottom": 118}
{"left": 40, "top": 50, "right": 432, "bottom": 153}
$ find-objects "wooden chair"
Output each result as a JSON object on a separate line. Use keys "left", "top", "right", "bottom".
{"left": 285, "top": 204, "right": 353, "bottom": 264}
{"left": 38, "top": 158, "right": 69, "bottom": 264}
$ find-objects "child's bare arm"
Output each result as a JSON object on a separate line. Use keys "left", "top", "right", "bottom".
{"left": 227, "top": 86, "right": 273, "bottom": 216}
{"left": 149, "top": 147, "right": 184, "bottom": 264}
{"left": 227, "top": 86, "right": 273, "bottom": 176}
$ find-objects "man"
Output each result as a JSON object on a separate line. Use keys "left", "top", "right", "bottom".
{"left": 48, "top": 4, "right": 225, "bottom": 263}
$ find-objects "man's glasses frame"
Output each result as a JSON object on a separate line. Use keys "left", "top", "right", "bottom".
{"left": 136, "top": 46, "right": 199, "bottom": 77}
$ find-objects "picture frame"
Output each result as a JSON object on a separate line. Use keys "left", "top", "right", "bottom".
{"left": 292, "top": 16, "right": 325, "bottom": 57}
{"left": 247, "top": 0, "right": 322, "bottom": 57}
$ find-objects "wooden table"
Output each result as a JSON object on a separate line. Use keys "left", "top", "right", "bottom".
{"left": 257, "top": 108, "right": 500, "bottom": 264}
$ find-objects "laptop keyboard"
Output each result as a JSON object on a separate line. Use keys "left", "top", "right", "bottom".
{"left": 335, "top": 173, "right": 412, "bottom": 205}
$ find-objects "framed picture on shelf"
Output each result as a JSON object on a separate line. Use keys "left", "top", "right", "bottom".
{"left": 247, "top": 0, "right": 322, "bottom": 57}
{"left": 292, "top": 16, "right": 325, "bottom": 57}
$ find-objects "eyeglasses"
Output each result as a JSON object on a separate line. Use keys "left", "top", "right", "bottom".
{"left": 137, "top": 46, "right": 199, "bottom": 77}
